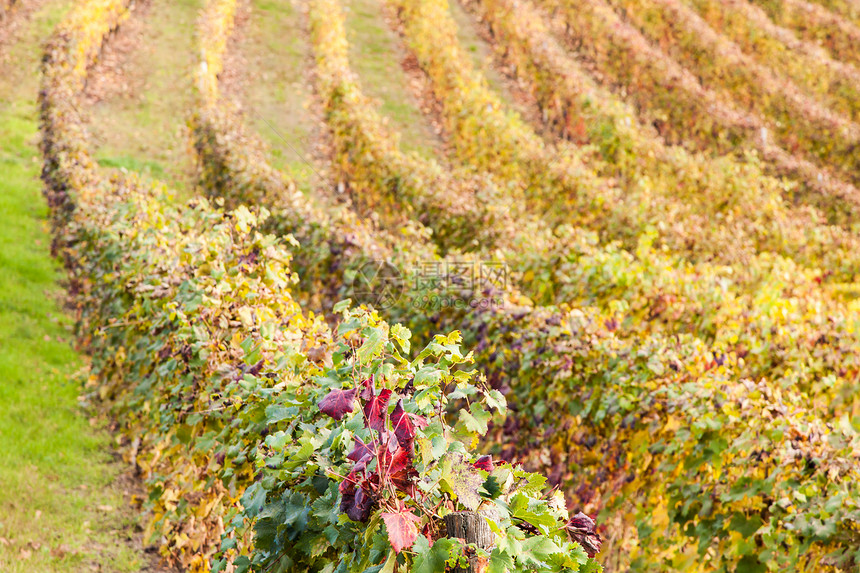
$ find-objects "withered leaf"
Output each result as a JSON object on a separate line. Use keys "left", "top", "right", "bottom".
{"left": 567, "top": 512, "right": 602, "bottom": 558}
{"left": 440, "top": 453, "right": 483, "bottom": 511}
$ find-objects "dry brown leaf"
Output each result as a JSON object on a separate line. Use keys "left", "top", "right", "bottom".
{"left": 50, "top": 544, "right": 73, "bottom": 559}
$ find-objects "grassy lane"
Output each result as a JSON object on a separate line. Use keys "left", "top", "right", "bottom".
{"left": 0, "top": 3, "right": 148, "bottom": 572}
{"left": 86, "top": 0, "right": 203, "bottom": 195}
{"left": 221, "top": 0, "right": 320, "bottom": 190}
{"left": 448, "top": 0, "right": 516, "bottom": 104}
{"left": 343, "top": 0, "right": 441, "bottom": 158}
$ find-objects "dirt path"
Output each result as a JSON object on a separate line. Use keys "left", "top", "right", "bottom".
{"left": 0, "top": 3, "right": 174, "bottom": 572}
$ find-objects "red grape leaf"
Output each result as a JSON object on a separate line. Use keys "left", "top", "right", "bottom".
{"left": 347, "top": 436, "right": 375, "bottom": 462}
{"left": 389, "top": 468, "right": 418, "bottom": 497}
{"left": 381, "top": 510, "right": 421, "bottom": 553}
{"left": 380, "top": 441, "right": 417, "bottom": 495}
{"left": 339, "top": 476, "right": 355, "bottom": 502}
{"left": 364, "top": 388, "right": 392, "bottom": 432}
{"left": 318, "top": 388, "right": 357, "bottom": 420}
{"left": 390, "top": 399, "right": 427, "bottom": 451}
{"left": 360, "top": 377, "right": 375, "bottom": 401}
{"left": 353, "top": 453, "right": 373, "bottom": 472}
{"left": 380, "top": 441, "right": 410, "bottom": 476}
{"left": 339, "top": 473, "right": 374, "bottom": 523}
{"left": 473, "top": 455, "right": 494, "bottom": 472}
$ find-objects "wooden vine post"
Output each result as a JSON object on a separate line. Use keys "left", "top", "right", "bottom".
{"left": 444, "top": 511, "right": 493, "bottom": 573}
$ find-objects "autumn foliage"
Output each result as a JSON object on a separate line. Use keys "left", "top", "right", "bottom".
{"left": 37, "top": 1, "right": 602, "bottom": 572}
{"left": 34, "top": 0, "right": 860, "bottom": 571}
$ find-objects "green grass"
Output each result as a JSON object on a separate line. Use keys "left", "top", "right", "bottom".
{"left": 343, "top": 0, "right": 440, "bottom": 158}
{"left": 0, "top": 99, "right": 145, "bottom": 573}
{"left": 97, "top": 155, "right": 167, "bottom": 179}
{"left": 0, "top": 3, "right": 148, "bottom": 572}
